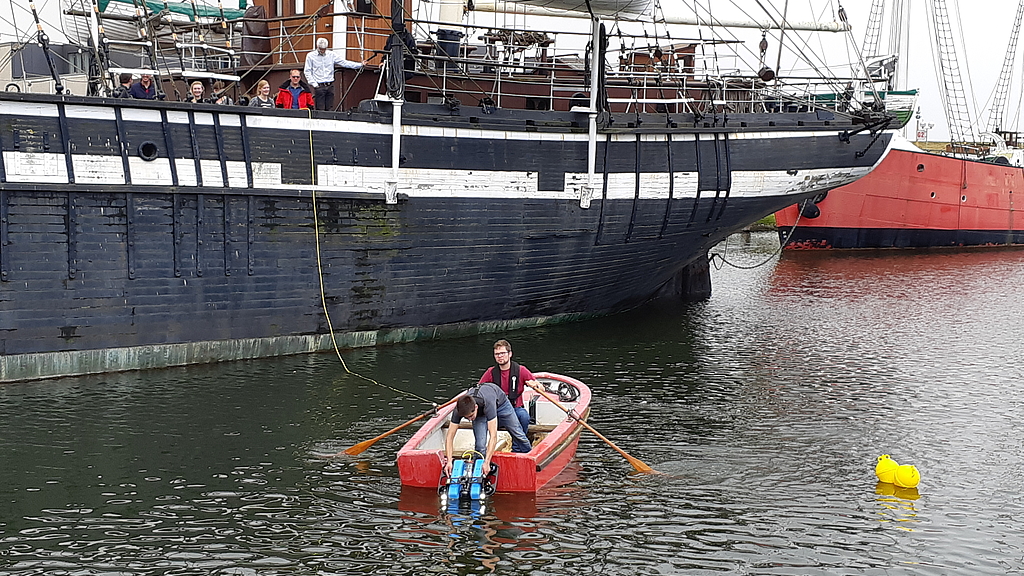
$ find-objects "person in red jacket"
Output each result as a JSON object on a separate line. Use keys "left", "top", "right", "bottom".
{"left": 275, "top": 70, "right": 314, "bottom": 109}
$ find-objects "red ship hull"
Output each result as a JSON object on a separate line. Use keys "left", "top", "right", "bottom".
{"left": 776, "top": 144, "right": 1024, "bottom": 249}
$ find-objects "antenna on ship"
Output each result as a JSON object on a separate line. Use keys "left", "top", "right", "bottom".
{"left": 28, "top": 2, "right": 66, "bottom": 94}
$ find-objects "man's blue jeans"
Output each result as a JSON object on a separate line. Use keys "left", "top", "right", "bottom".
{"left": 472, "top": 401, "right": 532, "bottom": 454}
{"left": 513, "top": 406, "right": 531, "bottom": 439}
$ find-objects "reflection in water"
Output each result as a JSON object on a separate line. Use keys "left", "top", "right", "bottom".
{"left": 395, "top": 483, "right": 590, "bottom": 574}
{"left": 875, "top": 482, "right": 921, "bottom": 532}
{"left": 2, "top": 233, "right": 1024, "bottom": 573}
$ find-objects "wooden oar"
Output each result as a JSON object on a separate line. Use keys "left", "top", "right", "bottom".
{"left": 527, "top": 382, "right": 659, "bottom": 474}
{"left": 340, "top": 396, "right": 461, "bottom": 456}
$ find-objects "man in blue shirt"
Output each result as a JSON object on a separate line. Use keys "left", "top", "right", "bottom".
{"left": 128, "top": 74, "right": 158, "bottom": 99}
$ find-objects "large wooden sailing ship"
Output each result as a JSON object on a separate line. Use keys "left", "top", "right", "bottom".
{"left": 0, "top": 0, "right": 895, "bottom": 381}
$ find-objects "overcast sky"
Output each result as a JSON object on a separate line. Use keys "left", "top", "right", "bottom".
{"left": 3, "top": 0, "right": 1021, "bottom": 141}
{"left": 842, "top": 0, "right": 1023, "bottom": 142}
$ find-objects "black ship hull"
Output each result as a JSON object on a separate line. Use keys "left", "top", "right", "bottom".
{"left": 0, "top": 93, "right": 892, "bottom": 380}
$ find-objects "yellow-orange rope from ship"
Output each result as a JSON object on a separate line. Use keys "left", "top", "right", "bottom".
{"left": 305, "top": 108, "right": 435, "bottom": 406}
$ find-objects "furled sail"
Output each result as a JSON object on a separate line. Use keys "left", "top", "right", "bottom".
{"left": 499, "top": 0, "right": 652, "bottom": 17}
{"left": 474, "top": 1, "right": 849, "bottom": 30}
{"left": 62, "top": 0, "right": 245, "bottom": 47}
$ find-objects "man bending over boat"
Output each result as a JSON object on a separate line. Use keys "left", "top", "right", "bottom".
{"left": 444, "top": 383, "right": 532, "bottom": 476}
{"left": 479, "top": 339, "right": 540, "bottom": 438}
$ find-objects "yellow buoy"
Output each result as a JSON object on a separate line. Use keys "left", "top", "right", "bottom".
{"left": 875, "top": 454, "right": 899, "bottom": 483}
{"left": 893, "top": 464, "right": 921, "bottom": 488}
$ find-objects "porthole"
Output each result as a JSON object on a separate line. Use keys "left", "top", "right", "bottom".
{"left": 137, "top": 141, "right": 159, "bottom": 161}
{"left": 961, "top": 195, "right": 967, "bottom": 202}
{"left": 917, "top": 164, "right": 925, "bottom": 172}
{"left": 930, "top": 192, "right": 936, "bottom": 198}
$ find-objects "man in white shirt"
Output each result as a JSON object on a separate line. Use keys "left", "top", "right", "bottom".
{"left": 304, "top": 37, "right": 367, "bottom": 111}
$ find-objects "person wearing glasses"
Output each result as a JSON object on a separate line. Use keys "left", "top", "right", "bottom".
{"left": 478, "top": 339, "right": 540, "bottom": 439}
{"left": 275, "top": 70, "right": 314, "bottom": 110}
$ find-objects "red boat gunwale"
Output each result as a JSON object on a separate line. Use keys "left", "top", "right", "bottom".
{"left": 396, "top": 372, "right": 591, "bottom": 493}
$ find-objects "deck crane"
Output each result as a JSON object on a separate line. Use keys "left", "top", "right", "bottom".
{"left": 986, "top": 0, "right": 1024, "bottom": 137}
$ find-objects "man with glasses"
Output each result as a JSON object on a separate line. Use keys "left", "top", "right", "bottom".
{"left": 478, "top": 339, "right": 540, "bottom": 440}
{"left": 275, "top": 70, "right": 314, "bottom": 110}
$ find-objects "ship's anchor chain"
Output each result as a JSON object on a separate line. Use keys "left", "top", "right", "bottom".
{"left": 709, "top": 198, "right": 810, "bottom": 271}
{"left": 839, "top": 115, "right": 894, "bottom": 158}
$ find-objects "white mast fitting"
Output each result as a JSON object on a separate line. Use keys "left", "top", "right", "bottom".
{"left": 581, "top": 15, "right": 601, "bottom": 209}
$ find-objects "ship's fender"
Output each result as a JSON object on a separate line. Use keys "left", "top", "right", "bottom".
{"left": 800, "top": 203, "right": 821, "bottom": 219}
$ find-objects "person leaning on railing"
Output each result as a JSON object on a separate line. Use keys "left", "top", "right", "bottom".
{"left": 249, "top": 80, "right": 274, "bottom": 108}
{"left": 304, "top": 37, "right": 368, "bottom": 111}
{"left": 275, "top": 70, "right": 314, "bottom": 110}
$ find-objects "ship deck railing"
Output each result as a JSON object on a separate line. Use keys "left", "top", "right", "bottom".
{"left": 74, "top": 9, "right": 873, "bottom": 119}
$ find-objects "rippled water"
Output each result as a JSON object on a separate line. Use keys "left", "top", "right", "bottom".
{"left": 3, "top": 232, "right": 1024, "bottom": 575}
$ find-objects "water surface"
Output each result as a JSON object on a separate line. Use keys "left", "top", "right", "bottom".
{"left": 2, "top": 232, "right": 1023, "bottom": 574}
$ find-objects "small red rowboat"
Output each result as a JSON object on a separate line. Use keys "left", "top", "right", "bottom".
{"left": 397, "top": 372, "right": 591, "bottom": 493}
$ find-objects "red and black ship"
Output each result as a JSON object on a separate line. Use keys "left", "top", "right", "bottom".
{"left": 777, "top": 137, "right": 1024, "bottom": 249}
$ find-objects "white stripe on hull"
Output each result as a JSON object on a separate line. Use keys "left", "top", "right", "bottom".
{"left": 74, "top": 155, "right": 126, "bottom": 184}
{"left": 0, "top": 150, "right": 867, "bottom": 200}
{"left": 3, "top": 152, "right": 69, "bottom": 183}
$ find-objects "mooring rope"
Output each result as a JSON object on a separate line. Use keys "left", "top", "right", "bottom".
{"left": 709, "top": 198, "right": 807, "bottom": 270}
{"left": 305, "top": 109, "right": 435, "bottom": 406}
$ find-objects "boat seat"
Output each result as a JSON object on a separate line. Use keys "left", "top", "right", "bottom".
{"left": 452, "top": 428, "right": 512, "bottom": 453}
{"left": 455, "top": 422, "right": 557, "bottom": 432}
{"left": 451, "top": 422, "right": 558, "bottom": 451}
{"left": 452, "top": 422, "right": 557, "bottom": 448}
